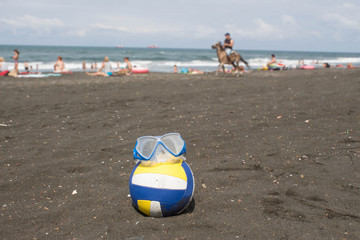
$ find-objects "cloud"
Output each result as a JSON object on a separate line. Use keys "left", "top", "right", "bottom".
{"left": 281, "top": 15, "right": 296, "bottom": 25}
{"left": 343, "top": 3, "right": 355, "bottom": 8}
{"left": 0, "top": 14, "right": 63, "bottom": 34}
{"left": 233, "top": 18, "right": 283, "bottom": 40}
{"left": 89, "top": 22, "right": 176, "bottom": 35}
{"left": 89, "top": 23, "right": 129, "bottom": 32}
{"left": 321, "top": 13, "right": 360, "bottom": 42}
{"left": 193, "top": 25, "right": 217, "bottom": 38}
{"left": 309, "top": 30, "right": 322, "bottom": 38}
{"left": 67, "top": 29, "right": 87, "bottom": 37}
{"left": 323, "top": 13, "right": 360, "bottom": 30}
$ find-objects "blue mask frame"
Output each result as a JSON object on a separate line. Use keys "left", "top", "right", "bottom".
{"left": 133, "top": 133, "right": 186, "bottom": 161}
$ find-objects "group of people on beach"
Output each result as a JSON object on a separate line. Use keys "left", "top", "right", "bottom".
{"left": 86, "top": 56, "right": 133, "bottom": 76}
{"left": 223, "top": 33, "right": 359, "bottom": 72}
{"left": 0, "top": 49, "right": 133, "bottom": 77}
{"left": 261, "top": 53, "right": 357, "bottom": 71}
{"left": 0, "top": 49, "right": 20, "bottom": 77}
{"left": 0, "top": 37, "right": 359, "bottom": 77}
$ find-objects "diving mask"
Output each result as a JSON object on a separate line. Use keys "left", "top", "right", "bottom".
{"left": 133, "top": 133, "right": 186, "bottom": 163}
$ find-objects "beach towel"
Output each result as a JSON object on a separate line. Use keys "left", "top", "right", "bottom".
{"left": 17, "top": 73, "right": 62, "bottom": 78}
{"left": 0, "top": 70, "right": 9, "bottom": 76}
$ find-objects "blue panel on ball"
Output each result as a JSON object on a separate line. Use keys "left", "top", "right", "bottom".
{"left": 130, "top": 184, "right": 185, "bottom": 204}
{"left": 181, "top": 161, "right": 194, "bottom": 199}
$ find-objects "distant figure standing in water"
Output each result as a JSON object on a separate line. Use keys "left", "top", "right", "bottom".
{"left": 82, "top": 61, "right": 87, "bottom": 71}
{"left": 86, "top": 56, "right": 112, "bottom": 76}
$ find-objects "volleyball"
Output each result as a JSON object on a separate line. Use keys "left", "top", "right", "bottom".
{"left": 129, "top": 160, "right": 194, "bottom": 217}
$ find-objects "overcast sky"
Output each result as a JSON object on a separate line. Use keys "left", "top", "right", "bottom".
{"left": 1, "top": 0, "right": 359, "bottom": 52}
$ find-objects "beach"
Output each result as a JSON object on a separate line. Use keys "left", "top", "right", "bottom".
{"left": 0, "top": 69, "right": 359, "bottom": 239}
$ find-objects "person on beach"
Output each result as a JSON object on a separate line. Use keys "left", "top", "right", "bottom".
{"left": 24, "top": 61, "right": 29, "bottom": 73}
{"left": 0, "top": 57, "right": 7, "bottom": 70}
{"left": 118, "top": 57, "right": 133, "bottom": 75}
{"left": 124, "top": 57, "right": 132, "bottom": 75}
{"left": 8, "top": 49, "right": 19, "bottom": 77}
{"left": 267, "top": 54, "right": 283, "bottom": 70}
{"left": 82, "top": 61, "right": 87, "bottom": 71}
{"left": 223, "top": 33, "right": 234, "bottom": 56}
{"left": 86, "top": 56, "right": 112, "bottom": 76}
{"left": 267, "top": 54, "right": 277, "bottom": 67}
{"left": 54, "top": 56, "right": 66, "bottom": 72}
{"left": 347, "top": 63, "right": 356, "bottom": 69}
{"left": 180, "top": 68, "right": 204, "bottom": 74}
{"left": 189, "top": 68, "right": 204, "bottom": 74}
{"left": 323, "top": 62, "right": 331, "bottom": 68}
{"left": 174, "top": 65, "right": 177, "bottom": 73}
{"left": 0, "top": 57, "right": 10, "bottom": 76}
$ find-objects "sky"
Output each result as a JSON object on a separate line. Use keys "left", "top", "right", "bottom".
{"left": 0, "top": 0, "right": 359, "bottom": 52}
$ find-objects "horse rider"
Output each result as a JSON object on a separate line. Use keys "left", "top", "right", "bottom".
{"left": 224, "top": 33, "right": 234, "bottom": 60}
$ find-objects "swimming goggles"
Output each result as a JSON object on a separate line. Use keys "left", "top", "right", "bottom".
{"left": 133, "top": 133, "right": 186, "bottom": 161}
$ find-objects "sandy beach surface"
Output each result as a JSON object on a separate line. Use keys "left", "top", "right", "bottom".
{"left": 1, "top": 69, "right": 359, "bottom": 240}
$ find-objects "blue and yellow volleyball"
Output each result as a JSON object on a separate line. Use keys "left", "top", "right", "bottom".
{"left": 129, "top": 160, "right": 194, "bottom": 217}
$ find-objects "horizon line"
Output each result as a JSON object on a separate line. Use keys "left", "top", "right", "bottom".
{"left": 0, "top": 44, "right": 359, "bottom": 54}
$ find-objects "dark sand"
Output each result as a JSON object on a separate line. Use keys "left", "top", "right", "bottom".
{"left": 1, "top": 70, "right": 359, "bottom": 240}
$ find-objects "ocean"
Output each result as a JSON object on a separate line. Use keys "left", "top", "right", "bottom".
{"left": 1, "top": 45, "right": 359, "bottom": 72}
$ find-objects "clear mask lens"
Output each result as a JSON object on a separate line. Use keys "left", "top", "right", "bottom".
{"left": 152, "top": 144, "right": 174, "bottom": 162}
{"left": 134, "top": 133, "right": 186, "bottom": 163}
{"left": 160, "top": 134, "right": 184, "bottom": 155}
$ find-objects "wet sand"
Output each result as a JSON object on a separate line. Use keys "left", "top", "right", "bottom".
{"left": 1, "top": 69, "right": 360, "bottom": 239}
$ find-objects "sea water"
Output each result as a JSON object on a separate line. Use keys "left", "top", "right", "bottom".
{"left": 0, "top": 45, "right": 359, "bottom": 72}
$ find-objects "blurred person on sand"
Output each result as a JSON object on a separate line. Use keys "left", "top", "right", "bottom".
{"left": 54, "top": 56, "right": 67, "bottom": 72}
{"left": 0, "top": 57, "right": 8, "bottom": 70}
{"left": 188, "top": 68, "right": 204, "bottom": 74}
{"left": 8, "top": 49, "right": 19, "bottom": 77}
{"left": 347, "top": 63, "right": 356, "bottom": 69}
{"left": 86, "top": 56, "right": 112, "bottom": 77}
{"left": 267, "top": 54, "right": 277, "bottom": 67}
{"left": 267, "top": 54, "right": 283, "bottom": 70}
{"left": 24, "top": 61, "right": 29, "bottom": 72}
{"left": 323, "top": 62, "right": 331, "bottom": 68}
{"left": 0, "top": 57, "right": 10, "bottom": 76}
{"left": 180, "top": 68, "right": 204, "bottom": 74}
{"left": 118, "top": 57, "right": 132, "bottom": 75}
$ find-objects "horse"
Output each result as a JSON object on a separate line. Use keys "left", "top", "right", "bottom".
{"left": 211, "top": 41, "right": 250, "bottom": 76}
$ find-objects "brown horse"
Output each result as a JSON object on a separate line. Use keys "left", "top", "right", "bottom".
{"left": 211, "top": 41, "right": 250, "bottom": 76}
